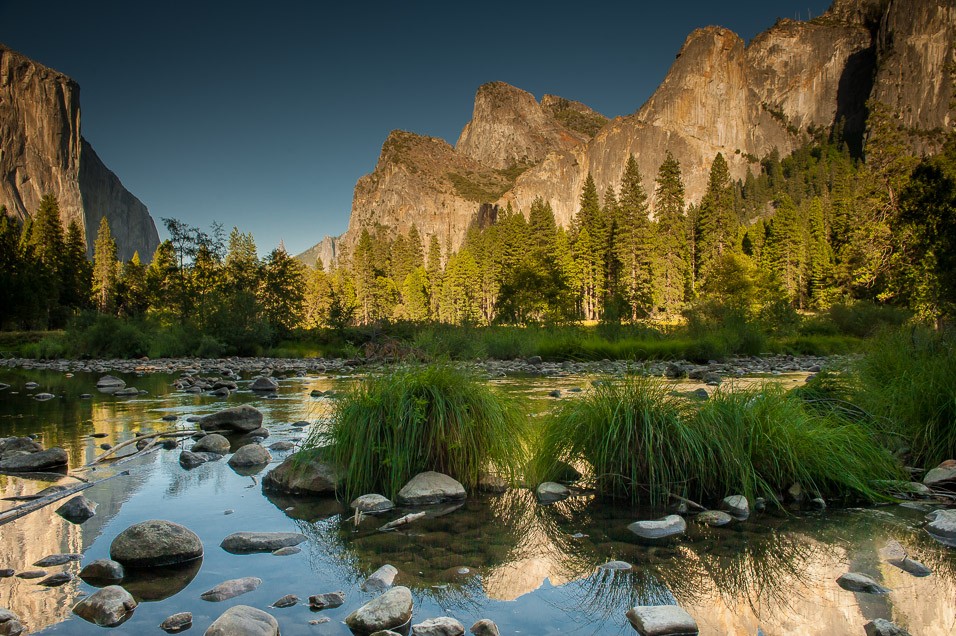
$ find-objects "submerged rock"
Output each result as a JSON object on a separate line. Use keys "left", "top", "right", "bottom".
{"left": 271, "top": 594, "right": 299, "bottom": 608}
{"left": 205, "top": 605, "right": 278, "bottom": 636}
{"left": 412, "top": 617, "right": 465, "bottom": 636}
{"left": 72, "top": 585, "right": 137, "bottom": 627}
{"left": 38, "top": 572, "right": 73, "bottom": 587}
{"left": 470, "top": 619, "right": 500, "bottom": 636}
{"left": 535, "top": 482, "right": 570, "bottom": 504}
{"left": 110, "top": 520, "right": 203, "bottom": 567}
{"left": 836, "top": 572, "right": 890, "bottom": 594}
{"left": 308, "top": 591, "right": 345, "bottom": 609}
{"left": 397, "top": 472, "right": 466, "bottom": 505}
{"left": 262, "top": 454, "right": 339, "bottom": 495}
{"left": 345, "top": 586, "right": 414, "bottom": 634}
{"left": 695, "top": 510, "right": 734, "bottom": 527}
{"left": 56, "top": 495, "right": 97, "bottom": 523}
{"left": 79, "top": 559, "right": 125, "bottom": 582}
{"left": 34, "top": 553, "right": 81, "bottom": 567}
{"left": 0, "top": 447, "right": 67, "bottom": 472}
{"left": 200, "top": 576, "right": 262, "bottom": 602}
{"left": 159, "top": 611, "right": 192, "bottom": 633}
{"left": 220, "top": 532, "right": 307, "bottom": 554}
{"left": 625, "top": 605, "right": 699, "bottom": 636}
{"left": 362, "top": 564, "right": 398, "bottom": 592}
{"left": 352, "top": 494, "right": 395, "bottom": 514}
{"left": 627, "top": 515, "right": 687, "bottom": 542}
{"left": 199, "top": 405, "right": 263, "bottom": 433}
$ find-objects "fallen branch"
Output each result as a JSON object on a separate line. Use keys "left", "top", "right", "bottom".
{"left": 669, "top": 493, "right": 707, "bottom": 512}
{"left": 86, "top": 430, "right": 197, "bottom": 467}
{"left": 0, "top": 471, "right": 130, "bottom": 527}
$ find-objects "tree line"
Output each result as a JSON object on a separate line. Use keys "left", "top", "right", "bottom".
{"left": 1, "top": 123, "right": 953, "bottom": 352}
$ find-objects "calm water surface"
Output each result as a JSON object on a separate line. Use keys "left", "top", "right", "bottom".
{"left": 0, "top": 368, "right": 953, "bottom": 635}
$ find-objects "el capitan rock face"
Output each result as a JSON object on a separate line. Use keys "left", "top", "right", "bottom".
{"left": 0, "top": 43, "right": 158, "bottom": 261}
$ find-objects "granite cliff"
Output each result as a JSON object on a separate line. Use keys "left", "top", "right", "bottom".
{"left": 0, "top": 43, "right": 158, "bottom": 261}
{"left": 300, "top": 0, "right": 955, "bottom": 266}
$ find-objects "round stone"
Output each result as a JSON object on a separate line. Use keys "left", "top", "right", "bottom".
{"left": 109, "top": 520, "right": 203, "bottom": 567}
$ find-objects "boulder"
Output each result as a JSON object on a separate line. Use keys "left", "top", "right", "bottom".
{"left": 0, "top": 608, "right": 24, "bottom": 636}
{"left": 412, "top": 617, "right": 465, "bottom": 636}
{"left": 720, "top": 495, "right": 750, "bottom": 520}
{"left": 220, "top": 532, "right": 307, "bottom": 554}
{"left": 262, "top": 454, "right": 340, "bottom": 495}
{"left": 396, "top": 471, "right": 466, "bottom": 505}
{"left": 695, "top": 510, "right": 734, "bottom": 527}
{"left": 836, "top": 572, "right": 890, "bottom": 594}
{"left": 535, "top": 482, "right": 570, "bottom": 504}
{"left": 250, "top": 376, "right": 279, "bottom": 391}
{"left": 96, "top": 375, "right": 126, "bottom": 389}
{"left": 179, "top": 450, "right": 223, "bottom": 469}
{"left": 625, "top": 605, "right": 699, "bottom": 636}
{"left": 309, "top": 591, "right": 346, "bottom": 609}
{"left": 79, "top": 559, "right": 125, "bottom": 582}
{"left": 39, "top": 572, "right": 73, "bottom": 586}
{"left": 199, "top": 405, "right": 263, "bottom": 433}
{"left": 34, "top": 553, "right": 81, "bottom": 567}
{"left": 627, "top": 515, "right": 687, "bottom": 542}
{"left": 110, "top": 520, "right": 203, "bottom": 567}
{"left": 0, "top": 437, "right": 43, "bottom": 458}
{"left": 192, "top": 433, "right": 230, "bottom": 454}
{"left": 924, "top": 464, "right": 956, "bottom": 489}
{"left": 201, "top": 577, "right": 262, "bottom": 602}
{"left": 159, "top": 611, "right": 192, "bottom": 633}
{"left": 268, "top": 441, "right": 295, "bottom": 452}
{"left": 0, "top": 447, "right": 67, "bottom": 472}
{"left": 864, "top": 619, "right": 912, "bottom": 636}
{"left": 205, "top": 605, "right": 278, "bottom": 636}
{"left": 72, "top": 585, "right": 137, "bottom": 627}
{"left": 345, "top": 586, "right": 414, "bottom": 634}
{"left": 56, "top": 495, "right": 97, "bottom": 523}
{"left": 470, "top": 619, "right": 499, "bottom": 636}
{"left": 925, "top": 509, "right": 956, "bottom": 546}
{"left": 228, "top": 444, "right": 272, "bottom": 467}
{"left": 272, "top": 594, "right": 298, "bottom": 608}
{"left": 352, "top": 494, "right": 395, "bottom": 514}
{"left": 362, "top": 564, "right": 399, "bottom": 592}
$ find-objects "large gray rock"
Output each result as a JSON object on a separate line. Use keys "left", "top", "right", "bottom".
{"left": 352, "top": 493, "right": 395, "bottom": 513}
{"left": 179, "top": 450, "right": 223, "bottom": 469}
{"left": 192, "top": 433, "right": 230, "bottom": 454}
{"left": 96, "top": 375, "right": 126, "bottom": 389}
{"left": 864, "top": 619, "right": 912, "bottom": 636}
{"left": 396, "top": 471, "right": 466, "bottom": 505}
{"left": 627, "top": 515, "right": 687, "bottom": 542}
{"left": 535, "top": 482, "right": 570, "bottom": 504}
{"left": 250, "top": 377, "right": 279, "bottom": 392}
{"left": 110, "top": 520, "right": 203, "bottom": 567}
{"left": 0, "top": 607, "right": 24, "bottom": 636}
{"left": 923, "top": 464, "right": 956, "bottom": 488}
{"left": 262, "top": 454, "right": 340, "bottom": 495}
{"left": 720, "top": 495, "right": 749, "bottom": 520}
{"left": 72, "top": 585, "right": 137, "bottom": 627}
{"left": 345, "top": 586, "right": 414, "bottom": 634}
{"left": 695, "top": 510, "right": 733, "bottom": 527}
{"left": 925, "top": 509, "right": 956, "bottom": 547}
{"left": 309, "top": 591, "right": 346, "bottom": 609}
{"left": 205, "top": 605, "right": 278, "bottom": 636}
{"left": 56, "top": 495, "right": 97, "bottom": 523}
{"left": 228, "top": 444, "right": 272, "bottom": 467}
{"left": 0, "top": 447, "right": 67, "bottom": 471}
{"left": 199, "top": 405, "right": 263, "bottom": 433}
{"left": 0, "top": 437, "right": 42, "bottom": 459}
{"left": 625, "top": 605, "right": 699, "bottom": 636}
{"left": 200, "top": 577, "right": 262, "bottom": 602}
{"left": 159, "top": 612, "right": 193, "bottom": 633}
{"left": 836, "top": 572, "right": 890, "bottom": 594}
{"left": 362, "top": 564, "right": 398, "bottom": 592}
{"left": 220, "top": 532, "right": 306, "bottom": 554}
{"left": 413, "top": 617, "right": 465, "bottom": 636}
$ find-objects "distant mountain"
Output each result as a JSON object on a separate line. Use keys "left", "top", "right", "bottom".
{"left": 0, "top": 43, "right": 159, "bottom": 261}
{"left": 299, "top": 0, "right": 955, "bottom": 267}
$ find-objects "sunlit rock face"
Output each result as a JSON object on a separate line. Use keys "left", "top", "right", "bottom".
{"left": 301, "top": 0, "right": 954, "bottom": 266}
{"left": 0, "top": 44, "right": 158, "bottom": 261}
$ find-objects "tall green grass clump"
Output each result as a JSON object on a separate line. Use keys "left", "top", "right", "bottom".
{"left": 315, "top": 364, "right": 529, "bottom": 500}
{"left": 694, "top": 385, "right": 902, "bottom": 504}
{"left": 852, "top": 327, "right": 956, "bottom": 467}
{"left": 532, "top": 377, "right": 713, "bottom": 505}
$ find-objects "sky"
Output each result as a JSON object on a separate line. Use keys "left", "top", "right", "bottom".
{"left": 1, "top": 0, "right": 833, "bottom": 256}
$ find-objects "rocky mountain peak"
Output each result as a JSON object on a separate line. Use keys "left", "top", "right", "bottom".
{"left": 456, "top": 81, "right": 589, "bottom": 170}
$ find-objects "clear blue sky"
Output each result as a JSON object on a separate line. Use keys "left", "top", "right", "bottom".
{"left": 1, "top": 0, "right": 833, "bottom": 256}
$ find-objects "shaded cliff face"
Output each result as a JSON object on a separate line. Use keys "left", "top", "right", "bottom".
{"left": 0, "top": 44, "right": 158, "bottom": 261}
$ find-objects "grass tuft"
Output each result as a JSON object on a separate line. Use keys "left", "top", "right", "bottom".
{"left": 310, "top": 364, "right": 529, "bottom": 500}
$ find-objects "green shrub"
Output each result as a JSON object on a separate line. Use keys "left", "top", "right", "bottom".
{"left": 532, "top": 377, "right": 712, "bottom": 504}
{"left": 823, "top": 301, "right": 913, "bottom": 338}
{"left": 311, "top": 364, "right": 529, "bottom": 500}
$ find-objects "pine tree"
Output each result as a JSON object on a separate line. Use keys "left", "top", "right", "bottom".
{"left": 92, "top": 217, "right": 119, "bottom": 313}
{"left": 654, "top": 152, "right": 688, "bottom": 315}
{"left": 616, "top": 156, "right": 657, "bottom": 319}
{"left": 62, "top": 220, "right": 92, "bottom": 311}
{"left": 302, "top": 259, "right": 333, "bottom": 329}
{"left": 806, "top": 197, "right": 834, "bottom": 308}
{"left": 572, "top": 174, "right": 605, "bottom": 320}
{"left": 694, "top": 153, "right": 738, "bottom": 288}
{"left": 764, "top": 194, "right": 807, "bottom": 305}
{"left": 425, "top": 235, "right": 443, "bottom": 319}
{"left": 118, "top": 252, "right": 148, "bottom": 317}
{"left": 146, "top": 241, "right": 177, "bottom": 316}
{"left": 260, "top": 245, "right": 305, "bottom": 336}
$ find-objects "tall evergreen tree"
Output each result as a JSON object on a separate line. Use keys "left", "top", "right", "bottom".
{"left": 616, "top": 156, "right": 657, "bottom": 319}
{"left": 92, "top": 217, "right": 119, "bottom": 313}
{"left": 654, "top": 151, "right": 688, "bottom": 314}
{"left": 118, "top": 252, "right": 148, "bottom": 317}
{"left": 260, "top": 245, "right": 305, "bottom": 336}
{"left": 62, "top": 220, "right": 92, "bottom": 311}
{"left": 694, "top": 153, "right": 738, "bottom": 289}
{"left": 806, "top": 196, "right": 834, "bottom": 308}
{"left": 425, "top": 235, "right": 443, "bottom": 319}
{"left": 572, "top": 173, "right": 605, "bottom": 320}
{"left": 764, "top": 194, "right": 807, "bottom": 305}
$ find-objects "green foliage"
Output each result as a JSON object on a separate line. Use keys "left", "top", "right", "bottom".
{"left": 312, "top": 364, "right": 529, "bottom": 500}
{"left": 546, "top": 97, "right": 609, "bottom": 137}
{"left": 817, "top": 301, "right": 912, "bottom": 338}
{"left": 446, "top": 171, "right": 512, "bottom": 203}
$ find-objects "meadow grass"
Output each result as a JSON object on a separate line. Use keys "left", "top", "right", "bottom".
{"left": 310, "top": 363, "right": 529, "bottom": 500}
